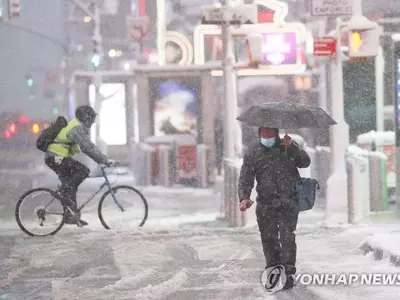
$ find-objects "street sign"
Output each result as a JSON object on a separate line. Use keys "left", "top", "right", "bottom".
{"left": 313, "top": 37, "right": 337, "bottom": 56}
{"left": 201, "top": 4, "right": 257, "bottom": 25}
{"left": 126, "top": 15, "right": 150, "bottom": 41}
{"left": 311, "top": 0, "right": 352, "bottom": 17}
{"left": 194, "top": 23, "right": 307, "bottom": 76}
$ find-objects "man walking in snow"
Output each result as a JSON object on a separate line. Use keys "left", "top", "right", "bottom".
{"left": 238, "top": 127, "right": 310, "bottom": 290}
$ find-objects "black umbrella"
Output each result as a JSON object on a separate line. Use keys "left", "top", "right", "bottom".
{"left": 236, "top": 101, "right": 337, "bottom": 129}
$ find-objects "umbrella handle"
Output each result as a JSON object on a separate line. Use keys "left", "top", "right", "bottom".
{"left": 283, "top": 129, "right": 289, "bottom": 155}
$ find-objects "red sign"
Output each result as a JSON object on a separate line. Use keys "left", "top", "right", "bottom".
{"left": 257, "top": 7, "right": 275, "bottom": 23}
{"left": 313, "top": 37, "right": 337, "bottom": 57}
{"left": 382, "top": 145, "right": 395, "bottom": 173}
{"left": 178, "top": 146, "right": 196, "bottom": 178}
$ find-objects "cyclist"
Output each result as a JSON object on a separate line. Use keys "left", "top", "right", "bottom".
{"left": 45, "top": 105, "right": 114, "bottom": 226}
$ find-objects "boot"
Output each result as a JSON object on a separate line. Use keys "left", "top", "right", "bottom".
{"left": 64, "top": 208, "right": 89, "bottom": 226}
{"left": 283, "top": 275, "right": 295, "bottom": 290}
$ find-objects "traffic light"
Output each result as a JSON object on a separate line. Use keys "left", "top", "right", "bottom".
{"left": 26, "top": 75, "right": 33, "bottom": 87}
{"left": 347, "top": 18, "right": 381, "bottom": 58}
{"left": 90, "top": 37, "right": 102, "bottom": 69}
{"left": 9, "top": 123, "right": 16, "bottom": 134}
{"left": 19, "top": 116, "right": 29, "bottom": 124}
{"left": 32, "top": 123, "right": 40, "bottom": 134}
{"left": 349, "top": 31, "right": 363, "bottom": 52}
{"left": 52, "top": 107, "right": 58, "bottom": 114}
{"left": 90, "top": 54, "right": 101, "bottom": 68}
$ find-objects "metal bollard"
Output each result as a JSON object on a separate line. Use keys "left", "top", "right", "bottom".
{"left": 368, "top": 152, "right": 389, "bottom": 212}
{"left": 196, "top": 144, "right": 209, "bottom": 188}
{"left": 315, "top": 146, "right": 331, "bottom": 208}
{"left": 131, "top": 142, "right": 141, "bottom": 184}
{"left": 227, "top": 162, "right": 234, "bottom": 227}
{"left": 231, "top": 164, "right": 238, "bottom": 227}
{"left": 157, "top": 145, "right": 173, "bottom": 187}
{"left": 225, "top": 160, "right": 236, "bottom": 227}
{"left": 223, "top": 159, "right": 247, "bottom": 228}
{"left": 346, "top": 153, "right": 370, "bottom": 223}
{"left": 223, "top": 159, "right": 230, "bottom": 221}
{"left": 234, "top": 163, "right": 247, "bottom": 227}
{"left": 347, "top": 156, "right": 353, "bottom": 224}
{"left": 133, "top": 143, "right": 155, "bottom": 186}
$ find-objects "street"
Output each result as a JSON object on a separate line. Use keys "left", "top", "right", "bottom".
{"left": 1, "top": 151, "right": 400, "bottom": 299}
{"left": 2, "top": 200, "right": 400, "bottom": 299}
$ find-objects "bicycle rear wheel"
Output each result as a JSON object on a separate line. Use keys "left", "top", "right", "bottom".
{"left": 98, "top": 185, "right": 148, "bottom": 230}
{"left": 15, "top": 188, "right": 65, "bottom": 236}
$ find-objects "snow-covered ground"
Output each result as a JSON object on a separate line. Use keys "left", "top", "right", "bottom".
{"left": 2, "top": 222, "right": 400, "bottom": 300}
{"left": 2, "top": 172, "right": 400, "bottom": 299}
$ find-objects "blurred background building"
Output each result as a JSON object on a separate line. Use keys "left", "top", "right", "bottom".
{"left": 0, "top": 0, "right": 400, "bottom": 144}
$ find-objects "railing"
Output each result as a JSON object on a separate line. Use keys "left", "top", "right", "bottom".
{"left": 221, "top": 145, "right": 389, "bottom": 227}
{"left": 131, "top": 140, "right": 390, "bottom": 227}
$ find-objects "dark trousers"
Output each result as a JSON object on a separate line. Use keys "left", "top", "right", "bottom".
{"left": 256, "top": 203, "right": 299, "bottom": 275}
{"left": 45, "top": 156, "right": 90, "bottom": 207}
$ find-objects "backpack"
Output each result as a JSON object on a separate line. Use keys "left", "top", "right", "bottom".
{"left": 36, "top": 116, "right": 68, "bottom": 152}
{"left": 296, "top": 178, "right": 320, "bottom": 211}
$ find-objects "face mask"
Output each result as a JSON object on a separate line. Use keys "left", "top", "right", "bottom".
{"left": 260, "top": 137, "right": 275, "bottom": 148}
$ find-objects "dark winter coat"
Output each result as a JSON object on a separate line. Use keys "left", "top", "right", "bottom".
{"left": 238, "top": 136, "right": 310, "bottom": 208}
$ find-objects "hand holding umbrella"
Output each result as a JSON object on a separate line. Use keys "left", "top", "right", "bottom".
{"left": 281, "top": 134, "right": 292, "bottom": 148}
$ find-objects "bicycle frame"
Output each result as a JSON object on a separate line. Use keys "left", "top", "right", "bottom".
{"left": 76, "top": 166, "right": 125, "bottom": 212}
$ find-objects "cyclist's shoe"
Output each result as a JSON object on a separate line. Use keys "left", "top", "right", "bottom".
{"left": 64, "top": 215, "right": 89, "bottom": 227}
{"left": 77, "top": 219, "right": 89, "bottom": 227}
{"left": 64, "top": 214, "right": 78, "bottom": 225}
{"left": 64, "top": 208, "right": 88, "bottom": 226}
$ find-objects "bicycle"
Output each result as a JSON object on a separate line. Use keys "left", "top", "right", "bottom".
{"left": 15, "top": 164, "right": 149, "bottom": 237}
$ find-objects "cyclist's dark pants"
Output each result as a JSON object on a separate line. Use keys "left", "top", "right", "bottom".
{"left": 45, "top": 156, "right": 90, "bottom": 208}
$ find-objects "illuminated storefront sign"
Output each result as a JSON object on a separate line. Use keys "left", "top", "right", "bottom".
{"left": 194, "top": 1, "right": 305, "bottom": 76}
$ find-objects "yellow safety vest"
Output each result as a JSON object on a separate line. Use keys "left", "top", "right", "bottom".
{"left": 47, "top": 118, "right": 81, "bottom": 157}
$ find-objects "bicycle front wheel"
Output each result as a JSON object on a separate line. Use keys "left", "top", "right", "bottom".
{"left": 15, "top": 188, "right": 65, "bottom": 236}
{"left": 98, "top": 185, "right": 148, "bottom": 230}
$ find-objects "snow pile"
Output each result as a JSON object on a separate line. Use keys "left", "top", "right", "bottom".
{"left": 356, "top": 131, "right": 395, "bottom": 149}
{"left": 375, "top": 131, "right": 395, "bottom": 145}
{"left": 361, "top": 233, "right": 400, "bottom": 258}
{"left": 315, "top": 146, "right": 331, "bottom": 153}
{"left": 347, "top": 144, "right": 387, "bottom": 160}
{"left": 348, "top": 144, "right": 370, "bottom": 156}
{"left": 357, "top": 130, "right": 377, "bottom": 145}
{"left": 139, "top": 185, "right": 215, "bottom": 197}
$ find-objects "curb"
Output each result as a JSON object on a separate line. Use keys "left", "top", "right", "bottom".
{"left": 359, "top": 240, "right": 400, "bottom": 267}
